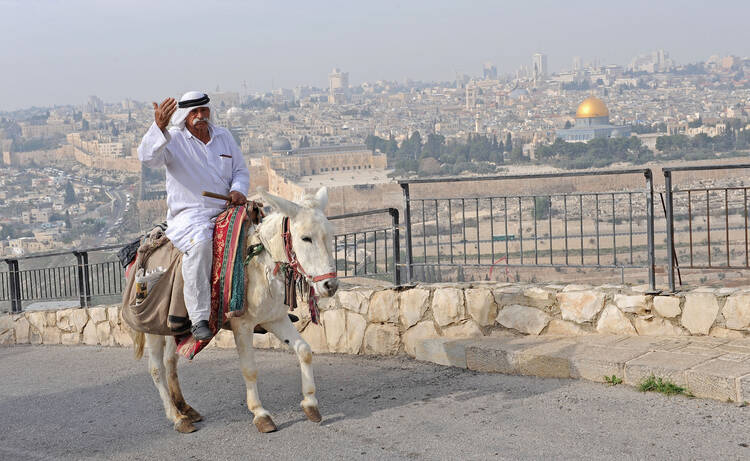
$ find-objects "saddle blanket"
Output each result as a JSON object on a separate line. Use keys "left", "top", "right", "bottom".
{"left": 176, "top": 205, "right": 250, "bottom": 359}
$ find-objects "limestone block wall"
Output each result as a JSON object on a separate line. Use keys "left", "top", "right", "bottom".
{"left": 2, "top": 283, "right": 750, "bottom": 356}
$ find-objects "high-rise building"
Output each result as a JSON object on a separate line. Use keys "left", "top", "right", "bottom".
{"left": 532, "top": 53, "right": 548, "bottom": 80}
{"left": 483, "top": 62, "right": 497, "bottom": 80}
{"left": 328, "top": 68, "right": 349, "bottom": 104}
{"left": 465, "top": 82, "right": 477, "bottom": 109}
{"left": 572, "top": 56, "right": 582, "bottom": 72}
{"left": 85, "top": 95, "right": 104, "bottom": 113}
{"left": 455, "top": 73, "right": 470, "bottom": 89}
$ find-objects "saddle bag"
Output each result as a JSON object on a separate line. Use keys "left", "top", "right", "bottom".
{"left": 121, "top": 230, "right": 190, "bottom": 336}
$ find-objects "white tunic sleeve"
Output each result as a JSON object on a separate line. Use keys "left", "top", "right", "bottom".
{"left": 228, "top": 135, "right": 250, "bottom": 195}
{"left": 137, "top": 122, "right": 172, "bottom": 168}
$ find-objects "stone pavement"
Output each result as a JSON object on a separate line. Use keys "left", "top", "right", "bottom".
{"left": 416, "top": 334, "right": 750, "bottom": 403}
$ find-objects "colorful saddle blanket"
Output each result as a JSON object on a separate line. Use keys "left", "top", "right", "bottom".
{"left": 176, "top": 205, "right": 250, "bottom": 359}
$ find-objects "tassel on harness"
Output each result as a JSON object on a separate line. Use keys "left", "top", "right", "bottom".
{"left": 250, "top": 217, "right": 336, "bottom": 325}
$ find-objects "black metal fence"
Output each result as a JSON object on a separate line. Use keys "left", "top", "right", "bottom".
{"left": 664, "top": 163, "right": 750, "bottom": 291}
{"left": 2, "top": 245, "right": 125, "bottom": 314}
{"left": 1, "top": 209, "right": 402, "bottom": 313}
{"left": 8, "top": 165, "right": 750, "bottom": 312}
{"left": 399, "top": 169, "right": 656, "bottom": 290}
{"left": 328, "top": 208, "right": 401, "bottom": 285}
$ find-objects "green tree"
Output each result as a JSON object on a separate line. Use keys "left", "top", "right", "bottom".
{"left": 64, "top": 182, "right": 77, "bottom": 204}
{"left": 509, "top": 143, "right": 523, "bottom": 162}
{"left": 534, "top": 196, "right": 551, "bottom": 220}
{"left": 505, "top": 133, "right": 512, "bottom": 152}
{"left": 423, "top": 133, "right": 445, "bottom": 158}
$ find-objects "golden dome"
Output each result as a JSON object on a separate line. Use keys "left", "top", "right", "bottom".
{"left": 575, "top": 96, "right": 609, "bottom": 118}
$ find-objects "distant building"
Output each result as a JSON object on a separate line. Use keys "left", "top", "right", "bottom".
{"left": 249, "top": 137, "right": 394, "bottom": 217}
{"left": 328, "top": 68, "right": 349, "bottom": 104}
{"left": 465, "top": 82, "right": 478, "bottom": 109}
{"left": 572, "top": 56, "right": 582, "bottom": 72}
{"left": 556, "top": 96, "right": 631, "bottom": 142}
{"left": 483, "top": 62, "right": 497, "bottom": 80}
{"left": 85, "top": 95, "right": 104, "bottom": 113}
{"left": 629, "top": 50, "right": 675, "bottom": 73}
{"left": 208, "top": 91, "right": 240, "bottom": 108}
{"left": 532, "top": 53, "right": 548, "bottom": 80}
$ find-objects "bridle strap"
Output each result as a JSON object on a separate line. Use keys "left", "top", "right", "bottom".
{"left": 312, "top": 272, "right": 337, "bottom": 282}
{"left": 281, "top": 216, "right": 336, "bottom": 283}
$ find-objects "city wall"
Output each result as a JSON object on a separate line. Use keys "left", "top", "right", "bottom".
{"left": 2, "top": 146, "right": 73, "bottom": 167}
{"left": 2, "top": 282, "right": 749, "bottom": 357}
{"left": 73, "top": 146, "right": 141, "bottom": 173}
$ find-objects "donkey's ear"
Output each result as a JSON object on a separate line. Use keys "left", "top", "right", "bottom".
{"left": 314, "top": 187, "right": 328, "bottom": 211}
{"left": 257, "top": 187, "right": 300, "bottom": 217}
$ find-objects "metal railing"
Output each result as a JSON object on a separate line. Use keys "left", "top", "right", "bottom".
{"left": 2, "top": 245, "right": 124, "bottom": 314}
{"left": 1, "top": 209, "right": 402, "bottom": 313}
{"left": 664, "top": 163, "right": 750, "bottom": 292}
{"left": 399, "top": 169, "right": 656, "bottom": 290}
{"left": 328, "top": 208, "right": 401, "bottom": 285}
{"left": 12, "top": 164, "right": 750, "bottom": 311}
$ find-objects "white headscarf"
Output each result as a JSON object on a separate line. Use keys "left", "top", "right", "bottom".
{"left": 170, "top": 91, "right": 215, "bottom": 129}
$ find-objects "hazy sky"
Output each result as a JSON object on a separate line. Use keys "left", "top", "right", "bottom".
{"left": 2, "top": 0, "right": 749, "bottom": 110}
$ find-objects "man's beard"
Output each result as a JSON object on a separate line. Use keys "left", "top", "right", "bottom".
{"left": 192, "top": 118, "right": 209, "bottom": 127}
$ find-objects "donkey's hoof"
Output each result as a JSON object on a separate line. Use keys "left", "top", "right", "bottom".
{"left": 184, "top": 407, "right": 203, "bottom": 423}
{"left": 174, "top": 417, "right": 197, "bottom": 433}
{"left": 254, "top": 415, "right": 277, "bottom": 433}
{"left": 302, "top": 405, "right": 322, "bottom": 423}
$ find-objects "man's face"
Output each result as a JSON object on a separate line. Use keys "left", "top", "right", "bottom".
{"left": 186, "top": 107, "right": 210, "bottom": 129}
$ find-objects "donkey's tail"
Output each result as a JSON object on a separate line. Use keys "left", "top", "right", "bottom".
{"left": 132, "top": 331, "right": 145, "bottom": 360}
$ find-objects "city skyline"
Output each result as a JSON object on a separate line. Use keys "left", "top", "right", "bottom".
{"left": 2, "top": 0, "right": 749, "bottom": 110}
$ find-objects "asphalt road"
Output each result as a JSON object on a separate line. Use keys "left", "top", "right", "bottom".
{"left": 1, "top": 346, "right": 750, "bottom": 461}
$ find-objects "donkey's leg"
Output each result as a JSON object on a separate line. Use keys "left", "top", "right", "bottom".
{"left": 231, "top": 323, "right": 277, "bottom": 433}
{"left": 145, "top": 334, "right": 195, "bottom": 433}
{"left": 163, "top": 338, "right": 202, "bottom": 423}
{"left": 263, "top": 317, "right": 321, "bottom": 422}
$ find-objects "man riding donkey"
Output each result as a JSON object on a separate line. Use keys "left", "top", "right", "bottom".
{"left": 132, "top": 92, "right": 338, "bottom": 433}
{"left": 137, "top": 91, "right": 249, "bottom": 341}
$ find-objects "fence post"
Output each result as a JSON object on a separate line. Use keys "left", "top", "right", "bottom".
{"left": 400, "top": 183, "right": 414, "bottom": 283}
{"left": 73, "top": 251, "right": 91, "bottom": 308}
{"left": 5, "top": 259, "right": 22, "bottom": 313}
{"left": 644, "top": 169, "right": 656, "bottom": 292}
{"left": 663, "top": 170, "right": 676, "bottom": 292}
{"left": 389, "top": 208, "right": 401, "bottom": 286}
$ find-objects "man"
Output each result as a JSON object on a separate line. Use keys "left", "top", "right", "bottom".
{"left": 138, "top": 91, "right": 249, "bottom": 340}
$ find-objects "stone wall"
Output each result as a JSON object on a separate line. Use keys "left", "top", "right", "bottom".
{"left": 2, "top": 282, "right": 750, "bottom": 356}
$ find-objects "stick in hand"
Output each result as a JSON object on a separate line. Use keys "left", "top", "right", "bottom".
{"left": 202, "top": 191, "right": 232, "bottom": 202}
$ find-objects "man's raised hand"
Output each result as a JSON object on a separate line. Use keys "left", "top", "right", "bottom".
{"left": 153, "top": 98, "right": 177, "bottom": 131}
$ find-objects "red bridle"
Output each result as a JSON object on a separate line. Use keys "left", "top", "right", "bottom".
{"left": 270, "top": 216, "right": 336, "bottom": 325}
{"left": 278, "top": 216, "right": 337, "bottom": 284}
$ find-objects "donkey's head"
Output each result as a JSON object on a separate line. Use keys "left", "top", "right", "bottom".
{"left": 258, "top": 187, "right": 339, "bottom": 297}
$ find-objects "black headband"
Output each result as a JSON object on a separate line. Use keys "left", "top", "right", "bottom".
{"left": 178, "top": 94, "right": 210, "bottom": 109}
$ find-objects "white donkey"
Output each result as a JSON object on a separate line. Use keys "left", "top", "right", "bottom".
{"left": 132, "top": 187, "right": 339, "bottom": 434}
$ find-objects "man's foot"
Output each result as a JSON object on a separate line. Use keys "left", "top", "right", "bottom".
{"left": 191, "top": 320, "right": 213, "bottom": 341}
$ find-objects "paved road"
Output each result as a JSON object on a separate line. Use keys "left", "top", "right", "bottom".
{"left": 1, "top": 346, "right": 750, "bottom": 460}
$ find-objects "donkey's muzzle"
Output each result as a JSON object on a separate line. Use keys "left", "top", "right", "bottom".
{"left": 323, "top": 278, "right": 339, "bottom": 296}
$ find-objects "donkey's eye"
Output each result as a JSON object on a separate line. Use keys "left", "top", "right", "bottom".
{"left": 302, "top": 237, "right": 312, "bottom": 243}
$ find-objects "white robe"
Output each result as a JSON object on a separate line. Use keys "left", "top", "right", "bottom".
{"left": 137, "top": 122, "right": 250, "bottom": 252}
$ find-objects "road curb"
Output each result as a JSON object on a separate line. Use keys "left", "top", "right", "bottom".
{"left": 415, "top": 334, "right": 750, "bottom": 403}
